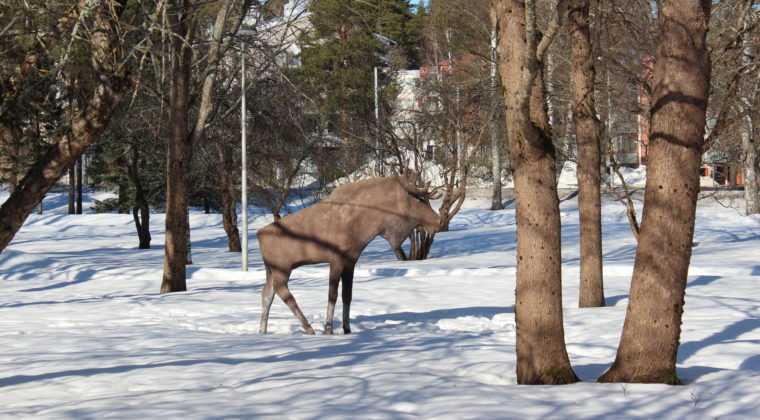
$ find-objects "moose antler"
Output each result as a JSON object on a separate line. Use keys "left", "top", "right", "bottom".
{"left": 395, "top": 164, "right": 442, "bottom": 201}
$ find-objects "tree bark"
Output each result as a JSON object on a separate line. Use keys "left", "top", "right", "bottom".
{"left": 740, "top": 1, "right": 759, "bottom": 215}
{"left": 493, "top": 0, "right": 578, "bottom": 385}
{"left": 599, "top": 0, "right": 711, "bottom": 384}
{"left": 490, "top": 26, "right": 504, "bottom": 211}
{"left": 76, "top": 156, "right": 83, "bottom": 214}
{"left": 218, "top": 143, "right": 241, "bottom": 252}
{"left": 127, "top": 145, "right": 151, "bottom": 249}
{"left": 159, "top": 0, "right": 248, "bottom": 290}
{"left": 68, "top": 164, "right": 76, "bottom": 214}
{"left": 161, "top": 0, "right": 195, "bottom": 293}
{"left": 0, "top": 0, "right": 130, "bottom": 255}
{"left": 569, "top": 0, "right": 604, "bottom": 307}
{"left": 743, "top": 117, "right": 759, "bottom": 214}
{"left": 132, "top": 202, "right": 152, "bottom": 249}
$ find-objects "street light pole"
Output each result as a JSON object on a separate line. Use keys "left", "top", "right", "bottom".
{"left": 374, "top": 66, "right": 380, "bottom": 175}
{"left": 240, "top": 47, "right": 248, "bottom": 272}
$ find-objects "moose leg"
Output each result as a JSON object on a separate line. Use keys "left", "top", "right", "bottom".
{"left": 259, "top": 266, "right": 276, "bottom": 334}
{"left": 272, "top": 269, "right": 315, "bottom": 335}
{"left": 325, "top": 264, "right": 343, "bottom": 335}
{"left": 341, "top": 264, "right": 355, "bottom": 334}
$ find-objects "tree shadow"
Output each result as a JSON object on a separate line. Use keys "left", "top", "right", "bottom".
{"left": 560, "top": 190, "right": 579, "bottom": 202}
{"left": 678, "top": 318, "right": 760, "bottom": 363}
{"left": 687, "top": 275, "right": 720, "bottom": 288}
{"left": 677, "top": 365, "right": 728, "bottom": 384}
{"left": 353, "top": 306, "right": 513, "bottom": 326}
{"left": 20, "top": 269, "right": 98, "bottom": 292}
{"left": 604, "top": 294, "right": 628, "bottom": 306}
{"left": 0, "top": 316, "right": 493, "bottom": 390}
{"left": 739, "top": 354, "right": 760, "bottom": 371}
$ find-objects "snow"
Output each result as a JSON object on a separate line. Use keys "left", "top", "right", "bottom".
{"left": 1, "top": 186, "right": 759, "bottom": 419}
{"left": 560, "top": 161, "right": 649, "bottom": 188}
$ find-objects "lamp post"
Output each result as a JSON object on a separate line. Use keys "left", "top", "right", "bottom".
{"left": 374, "top": 66, "right": 380, "bottom": 175}
{"left": 240, "top": 47, "right": 248, "bottom": 271}
{"left": 238, "top": 29, "right": 256, "bottom": 272}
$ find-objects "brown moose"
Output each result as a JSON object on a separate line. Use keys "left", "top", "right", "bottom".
{"left": 257, "top": 173, "right": 440, "bottom": 335}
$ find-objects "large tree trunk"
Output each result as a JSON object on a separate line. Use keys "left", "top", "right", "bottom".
{"left": 569, "top": 0, "right": 604, "bottom": 307}
{"left": 160, "top": 1, "right": 195, "bottom": 293}
{"left": 218, "top": 143, "right": 241, "bottom": 252}
{"left": 0, "top": 1, "right": 129, "bottom": 255}
{"left": 493, "top": 0, "right": 577, "bottom": 385}
{"left": 599, "top": 0, "right": 711, "bottom": 384}
{"left": 158, "top": 0, "right": 247, "bottom": 290}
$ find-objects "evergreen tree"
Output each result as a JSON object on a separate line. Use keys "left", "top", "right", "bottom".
{"left": 373, "top": 0, "right": 422, "bottom": 68}
{"left": 295, "top": 0, "right": 422, "bottom": 145}
{"left": 296, "top": 0, "right": 386, "bottom": 141}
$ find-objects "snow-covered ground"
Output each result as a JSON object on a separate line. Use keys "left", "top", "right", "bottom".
{"left": 1, "top": 186, "right": 759, "bottom": 419}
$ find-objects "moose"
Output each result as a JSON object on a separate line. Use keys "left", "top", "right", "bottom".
{"left": 257, "top": 171, "right": 441, "bottom": 335}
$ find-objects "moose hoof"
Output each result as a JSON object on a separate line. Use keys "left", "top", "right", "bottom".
{"left": 343, "top": 327, "right": 351, "bottom": 334}
{"left": 305, "top": 327, "right": 316, "bottom": 335}
{"left": 325, "top": 327, "right": 334, "bottom": 335}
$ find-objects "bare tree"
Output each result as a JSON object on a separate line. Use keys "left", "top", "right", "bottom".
{"left": 161, "top": 0, "right": 196, "bottom": 293}
{"left": 490, "top": 25, "right": 506, "bottom": 211}
{"left": 599, "top": 0, "right": 711, "bottom": 384}
{"left": 568, "top": 0, "right": 604, "bottom": 307}
{"left": 0, "top": 0, "right": 131, "bottom": 255}
{"left": 160, "top": 0, "right": 249, "bottom": 293}
{"left": 493, "top": 0, "right": 578, "bottom": 384}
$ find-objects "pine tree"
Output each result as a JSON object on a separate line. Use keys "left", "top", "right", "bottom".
{"left": 295, "top": 0, "right": 422, "bottom": 146}
{"left": 296, "top": 0, "right": 385, "bottom": 140}
{"left": 373, "top": 0, "right": 421, "bottom": 68}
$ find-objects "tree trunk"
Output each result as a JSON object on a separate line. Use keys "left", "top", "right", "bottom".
{"left": 160, "top": 1, "right": 195, "bottom": 293}
{"left": 599, "top": 0, "right": 711, "bottom": 384}
{"left": 68, "top": 164, "right": 76, "bottom": 214}
{"left": 743, "top": 117, "right": 759, "bottom": 214}
{"left": 218, "top": 143, "right": 241, "bottom": 252}
{"left": 76, "top": 156, "right": 83, "bottom": 214}
{"left": 406, "top": 227, "right": 435, "bottom": 260}
{"left": 493, "top": 0, "right": 578, "bottom": 385}
{"left": 0, "top": 1, "right": 129, "bottom": 255}
{"left": 490, "top": 26, "right": 504, "bottom": 211}
{"left": 740, "top": 1, "right": 759, "bottom": 215}
{"left": 158, "top": 0, "right": 248, "bottom": 288}
{"left": 569, "top": 0, "right": 604, "bottom": 307}
{"left": 117, "top": 180, "right": 130, "bottom": 213}
{"left": 127, "top": 146, "right": 151, "bottom": 249}
{"left": 133, "top": 202, "right": 151, "bottom": 249}
{"left": 186, "top": 220, "right": 193, "bottom": 265}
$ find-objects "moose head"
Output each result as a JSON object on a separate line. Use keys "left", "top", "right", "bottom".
{"left": 257, "top": 171, "right": 441, "bottom": 335}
